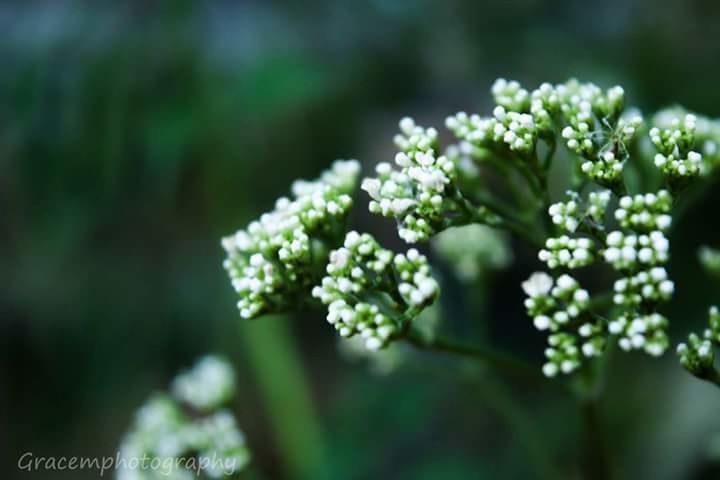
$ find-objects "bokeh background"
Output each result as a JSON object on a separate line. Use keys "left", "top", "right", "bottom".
{"left": 3, "top": 1, "right": 720, "bottom": 479}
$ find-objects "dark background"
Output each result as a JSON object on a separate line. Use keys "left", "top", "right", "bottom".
{"left": 3, "top": 1, "right": 720, "bottom": 478}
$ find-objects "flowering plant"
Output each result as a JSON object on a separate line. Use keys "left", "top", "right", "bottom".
{"left": 127, "top": 78, "right": 720, "bottom": 479}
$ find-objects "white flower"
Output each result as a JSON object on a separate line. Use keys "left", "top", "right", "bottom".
{"left": 522, "top": 272, "right": 554, "bottom": 298}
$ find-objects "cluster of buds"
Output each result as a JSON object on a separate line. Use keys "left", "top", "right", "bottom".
{"left": 462, "top": 78, "right": 643, "bottom": 185}
{"left": 431, "top": 224, "right": 512, "bottom": 281}
{"left": 614, "top": 191, "right": 672, "bottom": 231}
{"left": 222, "top": 160, "right": 360, "bottom": 319}
{"left": 557, "top": 82, "right": 625, "bottom": 149}
{"left": 603, "top": 230, "right": 669, "bottom": 270}
{"left": 587, "top": 190, "right": 612, "bottom": 224}
{"left": 578, "top": 150, "right": 624, "bottom": 182}
{"left": 171, "top": 356, "right": 236, "bottom": 412}
{"left": 538, "top": 236, "right": 595, "bottom": 269}
{"left": 557, "top": 81, "right": 642, "bottom": 182}
{"left": 362, "top": 118, "right": 468, "bottom": 243}
{"left": 445, "top": 107, "right": 542, "bottom": 157}
{"left": 547, "top": 190, "right": 612, "bottom": 233}
{"left": 677, "top": 307, "right": 720, "bottom": 381}
{"left": 527, "top": 182, "right": 677, "bottom": 376}
{"left": 599, "top": 188, "right": 675, "bottom": 361}
{"left": 699, "top": 246, "right": 720, "bottom": 275}
{"left": 608, "top": 313, "right": 668, "bottom": 356}
{"left": 118, "top": 356, "right": 249, "bottom": 480}
{"left": 522, "top": 272, "right": 602, "bottom": 376}
{"left": 548, "top": 193, "right": 581, "bottom": 232}
{"left": 612, "top": 267, "right": 674, "bottom": 307}
{"left": 312, "top": 231, "right": 438, "bottom": 350}
{"left": 650, "top": 114, "right": 704, "bottom": 178}
{"left": 491, "top": 78, "right": 530, "bottom": 111}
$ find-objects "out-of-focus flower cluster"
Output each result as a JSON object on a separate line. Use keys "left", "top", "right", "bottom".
{"left": 312, "top": 231, "right": 439, "bottom": 350}
{"left": 699, "top": 246, "right": 720, "bottom": 276}
{"left": 677, "top": 306, "right": 720, "bottom": 381}
{"left": 171, "top": 356, "right": 235, "bottom": 412}
{"left": 431, "top": 224, "right": 512, "bottom": 281}
{"left": 222, "top": 160, "right": 360, "bottom": 319}
{"left": 118, "top": 356, "right": 249, "bottom": 480}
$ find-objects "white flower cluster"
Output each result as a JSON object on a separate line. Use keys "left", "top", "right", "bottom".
{"left": 491, "top": 79, "right": 561, "bottom": 131}
{"left": 548, "top": 193, "right": 581, "bottom": 232}
{"left": 650, "top": 114, "right": 704, "bottom": 178}
{"left": 118, "top": 358, "right": 249, "bottom": 480}
{"left": 393, "top": 116, "right": 439, "bottom": 153}
{"left": 362, "top": 118, "right": 460, "bottom": 243}
{"left": 594, "top": 188, "right": 675, "bottom": 360}
{"left": 614, "top": 191, "right": 672, "bottom": 231}
{"left": 449, "top": 79, "right": 642, "bottom": 185}
{"left": 587, "top": 190, "right": 612, "bottom": 224}
{"left": 547, "top": 190, "right": 611, "bottom": 234}
{"left": 222, "top": 160, "right": 360, "bottom": 319}
{"left": 653, "top": 108, "right": 720, "bottom": 173}
{"left": 527, "top": 183, "right": 677, "bottom": 376}
{"left": 538, "top": 236, "right": 595, "bottom": 269}
{"left": 539, "top": 190, "right": 614, "bottom": 270}
{"left": 677, "top": 306, "right": 720, "bottom": 379}
{"left": 491, "top": 78, "right": 530, "bottom": 111}
{"left": 612, "top": 267, "right": 674, "bottom": 307}
{"left": 448, "top": 79, "right": 565, "bottom": 158}
{"left": 603, "top": 230, "right": 669, "bottom": 270}
{"left": 556, "top": 81, "right": 642, "bottom": 182}
{"left": 608, "top": 313, "right": 668, "bottom": 356}
{"left": 557, "top": 82, "right": 626, "bottom": 154}
{"left": 312, "top": 231, "right": 439, "bottom": 350}
{"left": 574, "top": 114, "right": 643, "bottom": 183}
{"left": 445, "top": 107, "right": 545, "bottom": 157}
{"left": 171, "top": 356, "right": 235, "bottom": 412}
{"left": 431, "top": 224, "right": 512, "bottom": 281}
{"left": 522, "top": 272, "right": 601, "bottom": 376}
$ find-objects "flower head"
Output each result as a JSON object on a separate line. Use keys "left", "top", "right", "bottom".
{"left": 312, "top": 231, "right": 438, "bottom": 350}
{"left": 118, "top": 357, "right": 250, "bottom": 479}
{"left": 223, "top": 160, "right": 360, "bottom": 319}
{"left": 171, "top": 356, "right": 235, "bottom": 412}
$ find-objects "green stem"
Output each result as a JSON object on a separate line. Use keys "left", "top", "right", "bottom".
{"left": 475, "top": 376, "right": 559, "bottom": 480}
{"left": 580, "top": 397, "right": 610, "bottom": 480}
{"left": 404, "top": 328, "right": 552, "bottom": 388}
{"left": 239, "top": 316, "right": 327, "bottom": 480}
{"left": 575, "top": 359, "right": 611, "bottom": 480}
{"left": 451, "top": 188, "right": 545, "bottom": 248}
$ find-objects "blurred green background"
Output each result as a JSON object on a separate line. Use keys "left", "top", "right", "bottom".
{"left": 3, "top": 1, "right": 720, "bottom": 479}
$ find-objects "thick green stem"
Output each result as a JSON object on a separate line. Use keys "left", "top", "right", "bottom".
{"left": 580, "top": 397, "right": 610, "bottom": 480}
{"left": 575, "top": 360, "right": 611, "bottom": 480}
{"left": 239, "top": 316, "right": 327, "bottom": 480}
{"left": 476, "top": 376, "right": 560, "bottom": 480}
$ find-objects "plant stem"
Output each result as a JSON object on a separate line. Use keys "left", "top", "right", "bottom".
{"left": 576, "top": 360, "right": 611, "bottom": 480}
{"left": 239, "top": 316, "right": 327, "bottom": 480}
{"left": 475, "top": 375, "right": 560, "bottom": 480}
{"left": 404, "top": 328, "right": 551, "bottom": 387}
{"left": 580, "top": 397, "right": 610, "bottom": 480}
